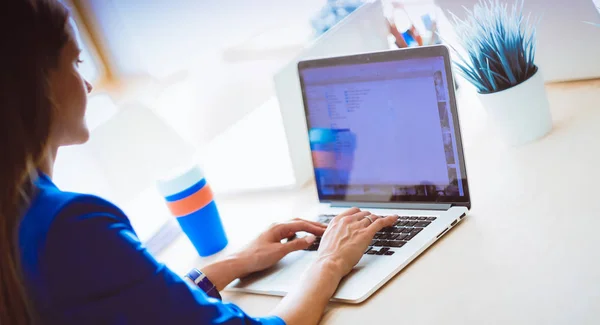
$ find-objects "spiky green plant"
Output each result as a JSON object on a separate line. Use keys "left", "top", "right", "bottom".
{"left": 449, "top": 0, "right": 539, "bottom": 94}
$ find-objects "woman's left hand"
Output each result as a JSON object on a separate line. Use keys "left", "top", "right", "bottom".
{"left": 199, "top": 218, "right": 326, "bottom": 291}
{"left": 234, "top": 218, "right": 327, "bottom": 277}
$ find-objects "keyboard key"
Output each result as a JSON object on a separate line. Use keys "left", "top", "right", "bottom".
{"left": 367, "top": 250, "right": 377, "bottom": 255}
{"left": 389, "top": 234, "right": 400, "bottom": 240}
{"left": 411, "top": 228, "right": 423, "bottom": 234}
{"left": 415, "top": 221, "right": 431, "bottom": 227}
{"left": 376, "top": 247, "right": 390, "bottom": 255}
{"left": 306, "top": 244, "right": 319, "bottom": 251}
{"left": 398, "top": 221, "right": 409, "bottom": 226}
{"left": 406, "top": 221, "right": 418, "bottom": 227}
{"left": 426, "top": 216, "right": 437, "bottom": 221}
{"left": 381, "top": 227, "right": 394, "bottom": 233}
{"left": 397, "top": 233, "right": 408, "bottom": 240}
{"left": 389, "top": 240, "right": 405, "bottom": 247}
{"left": 384, "top": 251, "right": 395, "bottom": 256}
{"left": 374, "top": 240, "right": 385, "bottom": 247}
{"left": 418, "top": 216, "right": 428, "bottom": 220}
{"left": 405, "top": 232, "right": 418, "bottom": 240}
{"left": 408, "top": 216, "right": 418, "bottom": 220}
{"left": 318, "top": 216, "right": 333, "bottom": 223}
{"left": 401, "top": 227, "right": 412, "bottom": 233}
{"left": 392, "top": 227, "right": 403, "bottom": 233}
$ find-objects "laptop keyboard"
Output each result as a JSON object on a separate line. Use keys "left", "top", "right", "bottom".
{"left": 304, "top": 214, "right": 437, "bottom": 256}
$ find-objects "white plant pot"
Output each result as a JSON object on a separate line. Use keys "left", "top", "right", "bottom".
{"left": 477, "top": 69, "right": 552, "bottom": 146}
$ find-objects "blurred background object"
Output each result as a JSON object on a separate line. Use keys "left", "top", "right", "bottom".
{"left": 310, "top": 0, "right": 367, "bottom": 36}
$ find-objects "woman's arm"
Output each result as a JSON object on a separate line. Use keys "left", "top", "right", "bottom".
{"left": 195, "top": 256, "right": 248, "bottom": 291}
{"left": 42, "top": 195, "right": 286, "bottom": 325}
{"left": 271, "top": 259, "right": 341, "bottom": 325}
{"left": 195, "top": 209, "right": 397, "bottom": 325}
{"left": 46, "top": 195, "right": 393, "bottom": 325}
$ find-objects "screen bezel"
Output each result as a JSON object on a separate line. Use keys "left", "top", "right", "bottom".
{"left": 297, "top": 45, "right": 471, "bottom": 208}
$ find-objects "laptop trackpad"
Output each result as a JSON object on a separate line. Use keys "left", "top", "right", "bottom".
{"left": 232, "top": 249, "right": 380, "bottom": 296}
{"left": 270, "top": 251, "right": 318, "bottom": 286}
{"left": 231, "top": 250, "right": 316, "bottom": 291}
{"left": 273, "top": 251, "right": 377, "bottom": 287}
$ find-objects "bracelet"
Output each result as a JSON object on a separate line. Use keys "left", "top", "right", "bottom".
{"left": 185, "top": 268, "right": 222, "bottom": 300}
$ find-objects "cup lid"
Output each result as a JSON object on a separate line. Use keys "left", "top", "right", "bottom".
{"left": 156, "top": 164, "right": 204, "bottom": 197}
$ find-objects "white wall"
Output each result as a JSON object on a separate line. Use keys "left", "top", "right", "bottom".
{"left": 84, "top": 0, "right": 323, "bottom": 79}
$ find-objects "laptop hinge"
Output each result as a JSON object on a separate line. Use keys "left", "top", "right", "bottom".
{"left": 328, "top": 201, "right": 452, "bottom": 211}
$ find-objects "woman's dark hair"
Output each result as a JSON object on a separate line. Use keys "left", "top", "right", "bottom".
{"left": 0, "top": 0, "right": 70, "bottom": 324}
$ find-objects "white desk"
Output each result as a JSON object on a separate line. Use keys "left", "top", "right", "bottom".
{"left": 156, "top": 80, "right": 600, "bottom": 324}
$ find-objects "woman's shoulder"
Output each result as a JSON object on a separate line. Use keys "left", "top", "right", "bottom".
{"left": 19, "top": 175, "right": 130, "bottom": 263}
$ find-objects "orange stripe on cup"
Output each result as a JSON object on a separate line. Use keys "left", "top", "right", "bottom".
{"left": 166, "top": 184, "right": 214, "bottom": 217}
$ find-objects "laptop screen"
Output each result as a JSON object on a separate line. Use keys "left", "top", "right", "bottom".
{"left": 299, "top": 48, "right": 469, "bottom": 204}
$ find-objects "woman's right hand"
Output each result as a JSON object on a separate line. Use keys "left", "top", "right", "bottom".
{"left": 316, "top": 208, "right": 398, "bottom": 278}
{"left": 272, "top": 208, "right": 398, "bottom": 325}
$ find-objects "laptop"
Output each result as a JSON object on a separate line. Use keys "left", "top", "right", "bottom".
{"left": 227, "top": 45, "right": 470, "bottom": 303}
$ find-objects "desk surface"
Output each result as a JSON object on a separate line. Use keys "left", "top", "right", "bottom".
{"left": 157, "top": 80, "right": 600, "bottom": 324}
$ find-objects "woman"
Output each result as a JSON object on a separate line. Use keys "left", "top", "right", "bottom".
{"left": 0, "top": 1, "right": 398, "bottom": 324}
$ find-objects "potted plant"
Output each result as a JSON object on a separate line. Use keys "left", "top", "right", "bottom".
{"left": 449, "top": 0, "right": 552, "bottom": 146}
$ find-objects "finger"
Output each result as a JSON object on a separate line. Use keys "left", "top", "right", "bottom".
{"left": 365, "top": 215, "right": 398, "bottom": 237}
{"left": 282, "top": 235, "right": 316, "bottom": 254}
{"left": 275, "top": 220, "right": 327, "bottom": 240}
{"left": 333, "top": 207, "right": 361, "bottom": 221}
{"left": 284, "top": 233, "right": 297, "bottom": 243}
{"left": 358, "top": 214, "right": 380, "bottom": 227}
{"left": 346, "top": 211, "right": 373, "bottom": 223}
{"left": 292, "top": 218, "right": 329, "bottom": 228}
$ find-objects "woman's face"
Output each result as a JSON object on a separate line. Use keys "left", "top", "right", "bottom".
{"left": 47, "top": 20, "right": 93, "bottom": 147}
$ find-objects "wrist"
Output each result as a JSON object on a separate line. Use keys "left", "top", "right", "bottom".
{"left": 199, "top": 255, "right": 247, "bottom": 291}
{"left": 308, "top": 256, "right": 344, "bottom": 287}
{"left": 185, "top": 268, "right": 222, "bottom": 300}
{"left": 227, "top": 252, "right": 254, "bottom": 278}
{"left": 312, "top": 255, "right": 345, "bottom": 281}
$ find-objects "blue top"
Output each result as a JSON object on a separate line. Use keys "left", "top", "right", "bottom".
{"left": 18, "top": 173, "right": 285, "bottom": 325}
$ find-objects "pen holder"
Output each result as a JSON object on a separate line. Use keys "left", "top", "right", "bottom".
{"left": 157, "top": 166, "right": 228, "bottom": 257}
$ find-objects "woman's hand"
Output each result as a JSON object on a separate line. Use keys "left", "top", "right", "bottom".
{"left": 272, "top": 208, "right": 398, "bottom": 325}
{"left": 233, "top": 218, "right": 328, "bottom": 277}
{"left": 200, "top": 218, "right": 326, "bottom": 291}
{"left": 316, "top": 207, "right": 398, "bottom": 278}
